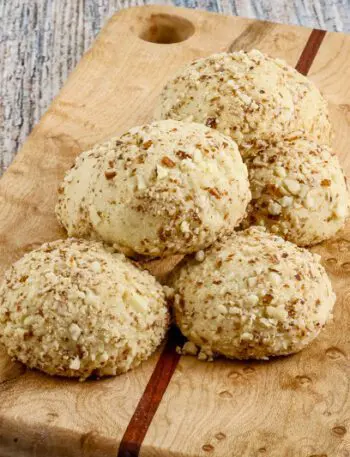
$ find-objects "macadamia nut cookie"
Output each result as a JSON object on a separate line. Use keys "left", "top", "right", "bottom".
{"left": 242, "top": 137, "right": 349, "bottom": 246}
{"left": 0, "top": 239, "right": 169, "bottom": 379}
{"left": 172, "top": 227, "right": 336, "bottom": 360}
{"left": 56, "top": 120, "right": 251, "bottom": 257}
{"left": 155, "top": 50, "right": 332, "bottom": 154}
{"left": 56, "top": 140, "right": 114, "bottom": 237}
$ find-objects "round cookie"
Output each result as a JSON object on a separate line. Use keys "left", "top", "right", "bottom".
{"left": 56, "top": 139, "right": 116, "bottom": 237}
{"left": 242, "top": 137, "right": 349, "bottom": 246}
{"left": 0, "top": 239, "right": 169, "bottom": 379}
{"left": 154, "top": 50, "right": 332, "bottom": 154}
{"left": 57, "top": 120, "right": 251, "bottom": 257}
{"left": 172, "top": 227, "right": 336, "bottom": 360}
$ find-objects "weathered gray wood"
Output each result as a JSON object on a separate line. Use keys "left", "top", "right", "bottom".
{"left": 1, "top": 0, "right": 349, "bottom": 175}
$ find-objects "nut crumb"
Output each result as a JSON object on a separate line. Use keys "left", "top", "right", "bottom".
{"left": 195, "top": 250, "right": 205, "bottom": 262}
{"left": 182, "top": 341, "right": 198, "bottom": 356}
{"left": 104, "top": 170, "right": 117, "bottom": 180}
{"left": 206, "top": 187, "right": 221, "bottom": 199}
{"left": 143, "top": 140, "right": 153, "bottom": 149}
{"left": 321, "top": 179, "right": 331, "bottom": 187}
{"left": 205, "top": 117, "right": 217, "bottom": 129}
{"left": 161, "top": 156, "right": 176, "bottom": 168}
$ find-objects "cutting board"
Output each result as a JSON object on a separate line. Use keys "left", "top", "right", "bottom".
{"left": 1, "top": 5, "right": 350, "bottom": 457}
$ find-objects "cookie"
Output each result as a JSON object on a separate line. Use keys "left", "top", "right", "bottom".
{"left": 0, "top": 239, "right": 169, "bottom": 379}
{"left": 155, "top": 50, "right": 332, "bottom": 155}
{"left": 172, "top": 227, "right": 336, "bottom": 360}
{"left": 56, "top": 142, "right": 110, "bottom": 237}
{"left": 56, "top": 120, "right": 251, "bottom": 257}
{"left": 242, "top": 137, "right": 349, "bottom": 245}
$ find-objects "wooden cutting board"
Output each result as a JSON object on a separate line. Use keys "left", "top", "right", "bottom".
{"left": 1, "top": 5, "right": 350, "bottom": 457}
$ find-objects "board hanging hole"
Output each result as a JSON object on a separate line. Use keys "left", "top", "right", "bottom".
{"left": 138, "top": 14, "right": 195, "bottom": 44}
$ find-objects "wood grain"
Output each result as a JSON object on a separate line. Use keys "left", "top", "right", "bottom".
{"left": 2, "top": 0, "right": 350, "bottom": 176}
{"left": 0, "top": 5, "right": 349, "bottom": 457}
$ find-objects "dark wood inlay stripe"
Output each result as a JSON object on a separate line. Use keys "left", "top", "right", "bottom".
{"left": 295, "top": 29, "right": 326, "bottom": 75}
{"left": 117, "top": 26, "right": 327, "bottom": 457}
{"left": 118, "top": 327, "right": 184, "bottom": 457}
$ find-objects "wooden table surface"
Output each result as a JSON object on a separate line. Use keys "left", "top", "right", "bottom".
{"left": 0, "top": 0, "right": 350, "bottom": 176}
